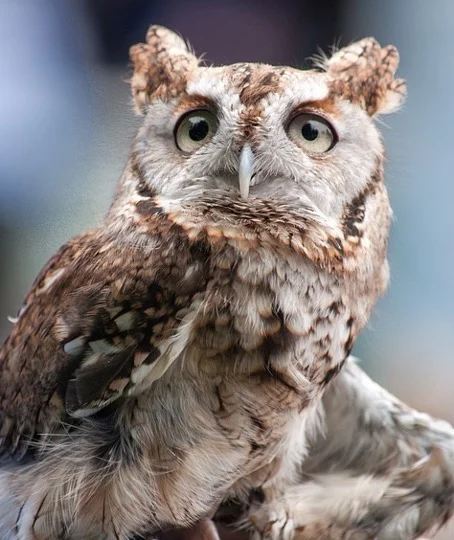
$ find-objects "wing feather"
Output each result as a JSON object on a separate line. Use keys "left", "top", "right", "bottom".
{"left": 0, "top": 228, "right": 207, "bottom": 459}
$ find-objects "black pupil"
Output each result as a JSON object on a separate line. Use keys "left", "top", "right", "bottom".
{"left": 188, "top": 118, "right": 209, "bottom": 141}
{"left": 301, "top": 121, "right": 319, "bottom": 141}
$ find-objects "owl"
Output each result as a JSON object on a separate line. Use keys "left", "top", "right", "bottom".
{"left": 0, "top": 25, "right": 454, "bottom": 540}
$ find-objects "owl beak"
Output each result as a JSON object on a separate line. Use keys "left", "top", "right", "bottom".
{"left": 238, "top": 144, "right": 254, "bottom": 199}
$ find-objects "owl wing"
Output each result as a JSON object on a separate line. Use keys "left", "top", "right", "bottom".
{"left": 304, "top": 357, "right": 453, "bottom": 474}
{"left": 0, "top": 228, "right": 206, "bottom": 460}
{"left": 292, "top": 357, "right": 454, "bottom": 537}
{"left": 243, "top": 359, "right": 454, "bottom": 538}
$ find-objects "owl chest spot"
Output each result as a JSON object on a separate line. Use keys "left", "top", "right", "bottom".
{"left": 188, "top": 252, "right": 355, "bottom": 386}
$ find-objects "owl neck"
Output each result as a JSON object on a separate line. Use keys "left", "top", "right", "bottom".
{"left": 107, "top": 160, "right": 391, "bottom": 283}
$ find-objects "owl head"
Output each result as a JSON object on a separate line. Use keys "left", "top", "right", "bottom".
{"left": 116, "top": 26, "right": 406, "bottom": 273}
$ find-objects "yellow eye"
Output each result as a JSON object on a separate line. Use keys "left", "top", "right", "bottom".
{"left": 175, "top": 109, "right": 218, "bottom": 153}
{"left": 287, "top": 113, "right": 336, "bottom": 154}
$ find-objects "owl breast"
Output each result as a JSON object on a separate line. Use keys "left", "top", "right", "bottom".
{"left": 187, "top": 245, "right": 359, "bottom": 387}
{"left": 168, "top": 244, "right": 368, "bottom": 482}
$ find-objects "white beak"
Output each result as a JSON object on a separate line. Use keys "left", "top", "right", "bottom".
{"left": 238, "top": 144, "right": 254, "bottom": 199}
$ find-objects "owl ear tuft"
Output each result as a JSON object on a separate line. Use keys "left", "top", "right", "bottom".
{"left": 129, "top": 25, "right": 199, "bottom": 114}
{"left": 319, "top": 38, "right": 406, "bottom": 116}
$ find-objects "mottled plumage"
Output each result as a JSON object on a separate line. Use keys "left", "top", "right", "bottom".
{"left": 0, "top": 25, "right": 453, "bottom": 540}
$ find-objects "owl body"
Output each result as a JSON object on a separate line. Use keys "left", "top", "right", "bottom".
{"left": 0, "top": 203, "right": 381, "bottom": 537}
{"left": 1, "top": 26, "right": 454, "bottom": 540}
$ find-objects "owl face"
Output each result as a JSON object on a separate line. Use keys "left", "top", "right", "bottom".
{"left": 126, "top": 26, "right": 405, "bottom": 267}
{"left": 134, "top": 64, "right": 381, "bottom": 218}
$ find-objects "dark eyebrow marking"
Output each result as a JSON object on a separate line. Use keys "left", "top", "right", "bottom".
{"left": 290, "top": 97, "right": 340, "bottom": 118}
{"left": 173, "top": 94, "right": 217, "bottom": 116}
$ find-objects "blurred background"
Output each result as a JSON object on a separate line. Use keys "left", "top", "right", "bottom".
{"left": 0, "top": 1, "right": 453, "bottom": 535}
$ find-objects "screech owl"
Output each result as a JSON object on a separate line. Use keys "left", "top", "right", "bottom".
{"left": 1, "top": 25, "right": 454, "bottom": 540}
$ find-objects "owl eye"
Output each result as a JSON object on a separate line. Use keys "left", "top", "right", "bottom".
{"left": 287, "top": 113, "right": 336, "bottom": 154}
{"left": 175, "top": 109, "right": 218, "bottom": 153}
